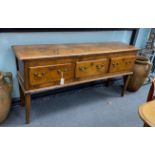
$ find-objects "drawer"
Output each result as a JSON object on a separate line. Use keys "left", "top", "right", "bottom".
{"left": 29, "top": 63, "right": 75, "bottom": 86}
{"left": 76, "top": 58, "right": 109, "bottom": 79}
{"left": 109, "top": 56, "right": 135, "bottom": 73}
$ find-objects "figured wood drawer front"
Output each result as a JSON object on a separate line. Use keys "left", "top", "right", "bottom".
{"left": 29, "top": 63, "right": 74, "bottom": 86}
{"left": 109, "top": 56, "right": 135, "bottom": 73}
{"left": 76, "top": 59, "right": 109, "bottom": 78}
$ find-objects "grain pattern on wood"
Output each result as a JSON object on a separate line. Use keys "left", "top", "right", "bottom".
{"left": 13, "top": 42, "right": 139, "bottom": 123}
{"left": 109, "top": 56, "right": 135, "bottom": 73}
{"left": 25, "top": 54, "right": 136, "bottom": 90}
{"left": 12, "top": 42, "right": 139, "bottom": 60}
{"left": 76, "top": 58, "right": 109, "bottom": 79}
{"left": 19, "top": 71, "right": 133, "bottom": 94}
{"left": 29, "top": 63, "right": 75, "bottom": 86}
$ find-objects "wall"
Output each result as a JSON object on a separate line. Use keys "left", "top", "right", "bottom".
{"left": 0, "top": 29, "right": 150, "bottom": 98}
{"left": 135, "top": 28, "right": 151, "bottom": 48}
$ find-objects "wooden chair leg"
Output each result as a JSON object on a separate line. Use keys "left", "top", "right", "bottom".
{"left": 121, "top": 75, "right": 130, "bottom": 96}
{"left": 25, "top": 94, "right": 31, "bottom": 124}
{"left": 19, "top": 86, "right": 25, "bottom": 107}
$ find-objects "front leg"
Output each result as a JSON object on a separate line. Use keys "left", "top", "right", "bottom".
{"left": 25, "top": 94, "right": 31, "bottom": 124}
{"left": 121, "top": 75, "right": 130, "bottom": 96}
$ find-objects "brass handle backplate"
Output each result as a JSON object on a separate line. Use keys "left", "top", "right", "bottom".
{"left": 79, "top": 67, "right": 87, "bottom": 72}
{"left": 125, "top": 61, "right": 132, "bottom": 65}
{"left": 112, "top": 62, "right": 119, "bottom": 67}
{"left": 96, "top": 64, "right": 104, "bottom": 70}
{"left": 34, "top": 72, "right": 46, "bottom": 78}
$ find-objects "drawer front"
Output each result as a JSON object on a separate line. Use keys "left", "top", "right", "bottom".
{"left": 76, "top": 58, "right": 109, "bottom": 79}
{"left": 109, "top": 56, "right": 135, "bottom": 73}
{"left": 29, "top": 63, "right": 75, "bottom": 86}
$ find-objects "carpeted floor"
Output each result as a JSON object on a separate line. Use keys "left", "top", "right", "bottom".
{"left": 0, "top": 80, "right": 150, "bottom": 127}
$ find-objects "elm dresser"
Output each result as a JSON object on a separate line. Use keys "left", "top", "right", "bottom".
{"left": 12, "top": 42, "right": 139, "bottom": 123}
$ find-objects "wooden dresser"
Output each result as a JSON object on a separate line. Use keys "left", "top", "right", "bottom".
{"left": 13, "top": 42, "right": 139, "bottom": 123}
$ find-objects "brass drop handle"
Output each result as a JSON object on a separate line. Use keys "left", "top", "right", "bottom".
{"left": 96, "top": 64, "right": 104, "bottom": 70}
{"left": 112, "top": 63, "right": 116, "bottom": 67}
{"left": 79, "top": 67, "right": 87, "bottom": 72}
{"left": 34, "top": 72, "right": 46, "bottom": 78}
{"left": 34, "top": 73, "right": 42, "bottom": 78}
{"left": 112, "top": 62, "right": 119, "bottom": 67}
{"left": 38, "top": 74, "right": 42, "bottom": 78}
{"left": 125, "top": 61, "right": 132, "bottom": 64}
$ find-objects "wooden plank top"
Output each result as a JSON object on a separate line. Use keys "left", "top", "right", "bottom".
{"left": 12, "top": 42, "right": 139, "bottom": 60}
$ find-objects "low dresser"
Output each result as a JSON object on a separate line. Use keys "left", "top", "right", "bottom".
{"left": 13, "top": 42, "right": 139, "bottom": 123}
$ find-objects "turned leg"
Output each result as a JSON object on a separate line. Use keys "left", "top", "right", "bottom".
{"left": 25, "top": 94, "right": 31, "bottom": 124}
{"left": 19, "top": 85, "right": 25, "bottom": 107}
{"left": 121, "top": 75, "right": 130, "bottom": 96}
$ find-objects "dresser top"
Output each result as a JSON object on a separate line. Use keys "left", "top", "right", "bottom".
{"left": 12, "top": 42, "right": 139, "bottom": 60}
